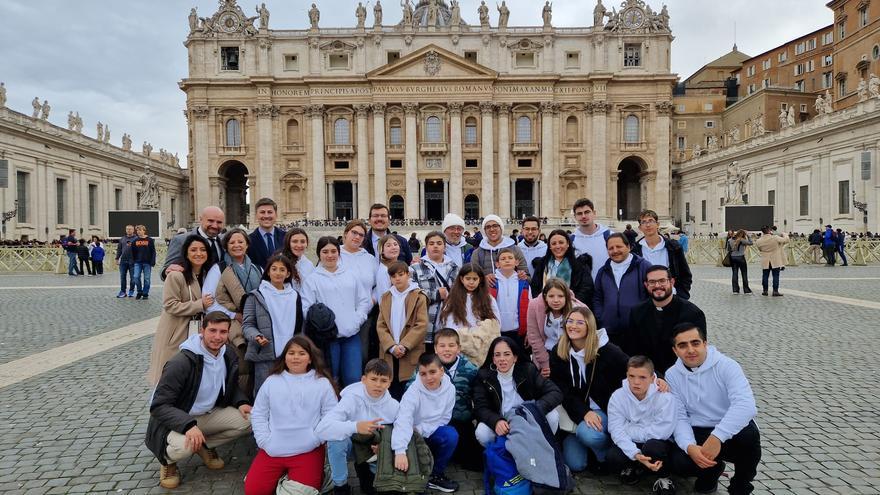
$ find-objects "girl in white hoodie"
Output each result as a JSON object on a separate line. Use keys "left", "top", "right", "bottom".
{"left": 302, "top": 236, "right": 371, "bottom": 387}
{"left": 242, "top": 254, "right": 302, "bottom": 396}
{"left": 245, "top": 335, "right": 338, "bottom": 495}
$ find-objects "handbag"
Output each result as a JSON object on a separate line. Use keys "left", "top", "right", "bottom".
{"left": 721, "top": 241, "right": 732, "bottom": 267}
{"left": 556, "top": 354, "right": 598, "bottom": 433}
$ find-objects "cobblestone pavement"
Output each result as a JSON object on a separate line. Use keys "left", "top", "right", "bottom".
{"left": 1, "top": 265, "right": 879, "bottom": 494}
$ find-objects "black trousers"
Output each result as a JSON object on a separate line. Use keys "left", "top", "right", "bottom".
{"left": 669, "top": 421, "right": 762, "bottom": 495}
{"left": 450, "top": 419, "right": 484, "bottom": 471}
{"left": 730, "top": 256, "right": 749, "bottom": 292}
{"left": 606, "top": 439, "right": 676, "bottom": 477}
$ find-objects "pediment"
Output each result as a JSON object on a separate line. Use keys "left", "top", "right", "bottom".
{"left": 367, "top": 45, "right": 497, "bottom": 80}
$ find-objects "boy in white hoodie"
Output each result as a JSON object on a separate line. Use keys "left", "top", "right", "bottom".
{"left": 666, "top": 324, "right": 761, "bottom": 495}
{"left": 571, "top": 198, "right": 612, "bottom": 281}
{"left": 607, "top": 356, "right": 678, "bottom": 494}
{"left": 315, "top": 359, "right": 400, "bottom": 495}
{"left": 392, "top": 353, "right": 459, "bottom": 493}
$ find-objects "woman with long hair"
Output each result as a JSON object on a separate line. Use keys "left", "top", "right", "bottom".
{"left": 372, "top": 234, "right": 402, "bottom": 302}
{"left": 147, "top": 235, "right": 216, "bottom": 384}
{"left": 549, "top": 307, "right": 628, "bottom": 473}
{"left": 727, "top": 229, "right": 753, "bottom": 294}
{"left": 280, "top": 227, "right": 313, "bottom": 291}
{"left": 592, "top": 233, "right": 652, "bottom": 345}
{"left": 439, "top": 263, "right": 501, "bottom": 366}
{"left": 244, "top": 335, "right": 338, "bottom": 495}
{"left": 530, "top": 229, "right": 595, "bottom": 306}
{"left": 471, "top": 336, "right": 562, "bottom": 446}
{"left": 526, "top": 278, "right": 587, "bottom": 376}
{"left": 339, "top": 220, "right": 378, "bottom": 302}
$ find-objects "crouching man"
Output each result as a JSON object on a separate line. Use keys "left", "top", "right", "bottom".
{"left": 145, "top": 311, "right": 253, "bottom": 489}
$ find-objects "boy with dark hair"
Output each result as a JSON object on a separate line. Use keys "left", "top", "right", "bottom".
{"left": 393, "top": 354, "right": 459, "bottom": 492}
{"left": 377, "top": 261, "right": 428, "bottom": 399}
{"left": 316, "top": 359, "right": 400, "bottom": 495}
{"left": 630, "top": 209, "right": 693, "bottom": 299}
{"left": 518, "top": 215, "right": 547, "bottom": 277}
{"left": 571, "top": 198, "right": 612, "bottom": 281}
{"left": 410, "top": 231, "right": 460, "bottom": 351}
{"left": 248, "top": 197, "right": 285, "bottom": 271}
{"left": 607, "top": 356, "right": 678, "bottom": 494}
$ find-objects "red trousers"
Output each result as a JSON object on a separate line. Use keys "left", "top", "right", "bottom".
{"left": 244, "top": 445, "right": 325, "bottom": 495}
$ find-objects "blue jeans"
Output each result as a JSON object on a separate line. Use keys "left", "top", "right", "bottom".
{"left": 327, "top": 438, "right": 352, "bottom": 487}
{"left": 329, "top": 334, "right": 362, "bottom": 387}
{"left": 838, "top": 245, "right": 848, "bottom": 265}
{"left": 133, "top": 263, "right": 152, "bottom": 295}
{"left": 562, "top": 412, "right": 612, "bottom": 472}
{"left": 67, "top": 251, "right": 79, "bottom": 275}
{"left": 118, "top": 261, "right": 135, "bottom": 292}
{"left": 426, "top": 425, "right": 459, "bottom": 476}
{"left": 762, "top": 268, "right": 780, "bottom": 292}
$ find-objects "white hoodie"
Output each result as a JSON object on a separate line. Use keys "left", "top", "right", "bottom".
{"left": 179, "top": 333, "right": 227, "bottom": 416}
{"left": 517, "top": 239, "right": 547, "bottom": 276}
{"left": 477, "top": 236, "right": 517, "bottom": 270}
{"left": 315, "top": 382, "right": 401, "bottom": 441}
{"left": 258, "top": 280, "right": 299, "bottom": 357}
{"left": 665, "top": 345, "right": 758, "bottom": 452}
{"left": 607, "top": 379, "right": 677, "bottom": 460}
{"left": 572, "top": 223, "right": 611, "bottom": 280}
{"left": 389, "top": 281, "right": 420, "bottom": 344}
{"left": 251, "top": 370, "right": 338, "bottom": 458}
{"left": 340, "top": 247, "right": 379, "bottom": 300}
{"left": 302, "top": 264, "right": 371, "bottom": 338}
{"left": 445, "top": 239, "right": 471, "bottom": 268}
{"left": 392, "top": 373, "right": 455, "bottom": 454}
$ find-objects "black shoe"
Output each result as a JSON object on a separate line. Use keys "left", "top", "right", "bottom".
{"left": 761, "top": 291, "right": 768, "bottom": 296}
{"left": 652, "top": 477, "right": 676, "bottom": 495}
{"left": 332, "top": 484, "right": 351, "bottom": 495}
{"left": 587, "top": 461, "right": 609, "bottom": 476}
{"left": 135, "top": 293, "right": 143, "bottom": 300}
{"left": 620, "top": 466, "right": 641, "bottom": 485}
{"left": 743, "top": 288, "right": 752, "bottom": 294}
{"left": 732, "top": 289, "right": 740, "bottom": 294}
{"left": 427, "top": 474, "right": 458, "bottom": 492}
{"left": 142, "top": 294, "right": 149, "bottom": 300}
{"left": 772, "top": 291, "right": 783, "bottom": 297}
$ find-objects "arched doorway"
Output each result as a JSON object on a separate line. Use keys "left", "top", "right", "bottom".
{"left": 617, "top": 158, "right": 644, "bottom": 220}
{"left": 219, "top": 161, "right": 249, "bottom": 226}
{"left": 389, "top": 195, "right": 404, "bottom": 221}
{"left": 464, "top": 194, "right": 480, "bottom": 220}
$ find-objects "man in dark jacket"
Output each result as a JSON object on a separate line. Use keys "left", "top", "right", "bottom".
{"left": 361, "top": 203, "right": 413, "bottom": 264}
{"left": 807, "top": 229, "right": 822, "bottom": 264}
{"left": 624, "top": 266, "right": 707, "bottom": 375}
{"left": 247, "top": 197, "right": 285, "bottom": 271}
{"left": 630, "top": 209, "right": 693, "bottom": 299}
{"left": 62, "top": 229, "right": 80, "bottom": 276}
{"left": 162, "top": 206, "right": 226, "bottom": 280}
{"left": 145, "top": 312, "right": 252, "bottom": 489}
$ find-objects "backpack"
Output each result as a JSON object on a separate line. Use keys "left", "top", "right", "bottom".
{"left": 484, "top": 436, "right": 532, "bottom": 495}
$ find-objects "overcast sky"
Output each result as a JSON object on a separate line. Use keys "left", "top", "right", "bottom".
{"left": 0, "top": 1, "right": 831, "bottom": 166}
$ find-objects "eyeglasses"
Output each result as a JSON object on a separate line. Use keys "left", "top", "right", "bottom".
{"left": 485, "top": 224, "right": 501, "bottom": 230}
{"left": 348, "top": 230, "right": 365, "bottom": 238}
{"left": 639, "top": 219, "right": 658, "bottom": 225}
{"left": 646, "top": 278, "right": 670, "bottom": 287}
{"left": 565, "top": 318, "right": 587, "bottom": 327}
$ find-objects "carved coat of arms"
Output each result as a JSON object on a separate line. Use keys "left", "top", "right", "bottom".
{"left": 424, "top": 51, "right": 441, "bottom": 76}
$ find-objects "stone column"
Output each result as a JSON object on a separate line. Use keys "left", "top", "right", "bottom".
{"left": 191, "top": 106, "right": 211, "bottom": 210}
{"left": 419, "top": 179, "right": 426, "bottom": 219}
{"left": 255, "top": 104, "right": 278, "bottom": 206}
{"left": 480, "top": 102, "right": 495, "bottom": 214}
{"left": 403, "top": 103, "right": 419, "bottom": 219}
{"left": 534, "top": 179, "right": 541, "bottom": 217}
{"left": 355, "top": 104, "right": 371, "bottom": 217}
{"left": 448, "top": 102, "right": 464, "bottom": 215}
{"left": 372, "top": 103, "right": 387, "bottom": 206}
{"left": 308, "top": 104, "right": 327, "bottom": 219}
{"left": 590, "top": 101, "right": 609, "bottom": 217}
{"left": 654, "top": 101, "right": 672, "bottom": 218}
{"left": 497, "top": 103, "right": 511, "bottom": 219}
{"left": 442, "top": 178, "right": 448, "bottom": 214}
{"left": 540, "top": 102, "right": 557, "bottom": 219}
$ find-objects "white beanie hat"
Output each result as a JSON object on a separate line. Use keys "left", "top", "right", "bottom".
{"left": 482, "top": 214, "right": 504, "bottom": 231}
{"left": 442, "top": 213, "right": 466, "bottom": 233}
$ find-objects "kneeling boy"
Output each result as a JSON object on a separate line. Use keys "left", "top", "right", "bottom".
{"left": 316, "top": 359, "right": 400, "bottom": 495}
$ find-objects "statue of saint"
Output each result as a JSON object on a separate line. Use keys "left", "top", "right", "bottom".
{"left": 593, "top": 0, "right": 606, "bottom": 27}
{"left": 542, "top": 1, "right": 552, "bottom": 28}
{"left": 138, "top": 166, "right": 160, "bottom": 210}
{"left": 40, "top": 100, "right": 50, "bottom": 120}
{"left": 308, "top": 3, "right": 320, "bottom": 29}
{"left": 497, "top": 1, "right": 510, "bottom": 29}
{"left": 188, "top": 8, "right": 199, "bottom": 32}
{"left": 74, "top": 112, "right": 83, "bottom": 133}
{"left": 256, "top": 3, "right": 269, "bottom": 29}
{"left": 0, "top": 82, "right": 6, "bottom": 108}
{"left": 815, "top": 93, "right": 827, "bottom": 114}
{"left": 142, "top": 141, "right": 153, "bottom": 157}
{"left": 725, "top": 162, "right": 750, "bottom": 204}
{"left": 67, "top": 111, "right": 76, "bottom": 130}
{"left": 103, "top": 126, "right": 110, "bottom": 143}
{"left": 857, "top": 78, "right": 869, "bottom": 102}
{"left": 659, "top": 4, "right": 669, "bottom": 29}
{"left": 450, "top": 0, "right": 461, "bottom": 27}
{"left": 402, "top": 0, "right": 414, "bottom": 27}
{"left": 31, "top": 97, "right": 41, "bottom": 118}
{"left": 786, "top": 106, "right": 796, "bottom": 128}
{"left": 478, "top": 1, "right": 490, "bottom": 27}
{"left": 778, "top": 107, "right": 788, "bottom": 129}
{"left": 869, "top": 74, "right": 880, "bottom": 99}
{"left": 754, "top": 115, "right": 765, "bottom": 135}
{"left": 427, "top": 0, "right": 438, "bottom": 27}
{"left": 374, "top": 0, "right": 383, "bottom": 26}
{"left": 122, "top": 133, "right": 132, "bottom": 151}
{"left": 356, "top": 2, "right": 367, "bottom": 28}
{"left": 97, "top": 122, "right": 104, "bottom": 142}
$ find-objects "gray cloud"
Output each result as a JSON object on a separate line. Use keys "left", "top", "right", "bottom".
{"left": 0, "top": 0, "right": 831, "bottom": 165}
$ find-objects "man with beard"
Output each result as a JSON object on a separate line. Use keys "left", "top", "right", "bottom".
{"left": 162, "top": 206, "right": 226, "bottom": 280}
{"left": 517, "top": 216, "right": 547, "bottom": 277}
{"left": 440, "top": 213, "right": 474, "bottom": 267}
{"left": 623, "top": 265, "right": 706, "bottom": 376}
{"left": 361, "top": 203, "right": 413, "bottom": 264}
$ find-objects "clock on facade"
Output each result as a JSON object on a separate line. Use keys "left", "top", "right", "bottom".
{"left": 218, "top": 12, "right": 241, "bottom": 33}
{"left": 622, "top": 7, "right": 645, "bottom": 29}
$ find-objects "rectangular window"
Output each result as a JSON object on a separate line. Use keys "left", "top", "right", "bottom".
{"left": 700, "top": 200, "right": 707, "bottom": 222}
{"left": 794, "top": 80, "right": 805, "bottom": 92}
{"left": 464, "top": 124, "right": 478, "bottom": 144}
{"left": 807, "top": 38, "right": 816, "bottom": 50}
{"left": 762, "top": 78, "right": 771, "bottom": 88}
{"left": 221, "top": 47, "right": 240, "bottom": 71}
{"left": 839, "top": 180, "right": 850, "bottom": 214}
{"left": 747, "top": 65, "right": 755, "bottom": 77}
{"left": 170, "top": 198, "right": 176, "bottom": 223}
{"left": 768, "top": 190, "right": 776, "bottom": 206}
{"left": 565, "top": 52, "right": 580, "bottom": 68}
{"left": 16, "top": 171, "right": 29, "bottom": 223}
{"left": 705, "top": 121, "right": 715, "bottom": 128}
{"left": 389, "top": 125, "right": 402, "bottom": 146}
{"left": 748, "top": 83, "right": 757, "bottom": 94}
{"left": 703, "top": 103, "right": 713, "bottom": 112}
{"left": 859, "top": 8, "right": 868, "bottom": 28}
{"left": 115, "top": 188, "right": 123, "bottom": 210}
{"left": 677, "top": 120, "right": 687, "bottom": 129}
{"left": 838, "top": 22, "right": 846, "bottom": 40}
{"left": 389, "top": 159, "right": 402, "bottom": 169}
{"left": 333, "top": 161, "right": 349, "bottom": 170}
{"left": 677, "top": 136, "right": 686, "bottom": 149}
{"left": 794, "top": 63, "right": 805, "bottom": 76}
{"left": 329, "top": 53, "right": 349, "bottom": 69}
{"left": 56, "top": 178, "right": 67, "bottom": 225}
{"left": 465, "top": 159, "right": 478, "bottom": 168}
{"left": 517, "top": 159, "right": 532, "bottom": 168}
{"left": 515, "top": 52, "right": 536, "bottom": 68}
{"left": 676, "top": 104, "right": 685, "bottom": 113}
{"left": 799, "top": 104, "right": 807, "bottom": 113}
{"left": 799, "top": 185, "right": 809, "bottom": 216}
{"left": 284, "top": 54, "right": 299, "bottom": 71}
{"left": 807, "top": 60, "right": 814, "bottom": 72}
{"left": 778, "top": 51, "right": 788, "bottom": 62}
{"left": 464, "top": 51, "right": 477, "bottom": 62}
{"left": 88, "top": 184, "right": 98, "bottom": 225}
{"left": 762, "top": 59, "right": 771, "bottom": 70}
{"left": 685, "top": 202, "right": 691, "bottom": 221}
{"left": 387, "top": 51, "right": 400, "bottom": 64}
{"left": 839, "top": 79, "right": 847, "bottom": 97}
{"left": 822, "top": 54, "right": 833, "bottom": 66}
{"left": 624, "top": 44, "right": 641, "bottom": 67}
{"left": 795, "top": 42, "right": 806, "bottom": 55}
{"left": 822, "top": 32, "right": 833, "bottom": 45}
{"left": 862, "top": 151, "right": 872, "bottom": 180}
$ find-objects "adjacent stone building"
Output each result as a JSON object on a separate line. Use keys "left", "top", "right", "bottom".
{"left": 181, "top": 0, "right": 677, "bottom": 224}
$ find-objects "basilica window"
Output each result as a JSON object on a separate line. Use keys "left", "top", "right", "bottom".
{"left": 465, "top": 51, "right": 477, "bottom": 62}
{"left": 515, "top": 52, "right": 536, "bottom": 68}
{"left": 799, "top": 185, "right": 809, "bottom": 216}
{"left": 624, "top": 115, "right": 640, "bottom": 143}
{"left": 225, "top": 119, "right": 242, "bottom": 147}
{"left": 16, "top": 171, "right": 29, "bottom": 223}
{"left": 284, "top": 54, "right": 299, "bottom": 71}
{"left": 389, "top": 118, "right": 402, "bottom": 145}
{"left": 464, "top": 117, "right": 478, "bottom": 144}
{"left": 387, "top": 51, "right": 400, "bottom": 64}
{"left": 88, "top": 184, "right": 98, "bottom": 226}
{"left": 56, "top": 178, "right": 68, "bottom": 225}
{"left": 286, "top": 119, "right": 300, "bottom": 145}
{"left": 426, "top": 116, "right": 442, "bottom": 143}
{"left": 624, "top": 44, "right": 641, "bottom": 67}
{"left": 334, "top": 118, "right": 350, "bottom": 145}
{"left": 221, "top": 47, "right": 240, "bottom": 71}
{"left": 515, "top": 116, "right": 532, "bottom": 143}
{"left": 565, "top": 116, "right": 578, "bottom": 142}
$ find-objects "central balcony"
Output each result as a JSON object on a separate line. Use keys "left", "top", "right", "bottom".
{"left": 325, "top": 144, "right": 356, "bottom": 157}
{"left": 419, "top": 142, "right": 448, "bottom": 156}
{"left": 511, "top": 142, "right": 540, "bottom": 155}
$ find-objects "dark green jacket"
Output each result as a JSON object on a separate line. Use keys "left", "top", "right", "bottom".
{"left": 352, "top": 426, "right": 433, "bottom": 493}
{"left": 406, "top": 355, "right": 478, "bottom": 422}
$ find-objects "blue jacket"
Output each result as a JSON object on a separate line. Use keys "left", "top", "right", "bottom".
{"left": 91, "top": 245, "right": 106, "bottom": 262}
{"left": 248, "top": 227, "right": 286, "bottom": 272}
{"left": 822, "top": 229, "right": 837, "bottom": 247}
{"left": 593, "top": 254, "right": 652, "bottom": 345}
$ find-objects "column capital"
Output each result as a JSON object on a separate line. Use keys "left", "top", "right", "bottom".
{"left": 190, "top": 106, "right": 210, "bottom": 119}
{"left": 402, "top": 102, "right": 419, "bottom": 115}
{"left": 540, "top": 101, "right": 558, "bottom": 114}
{"left": 655, "top": 100, "right": 673, "bottom": 115}
{"left": 591, "top": 101, "right": 609, "bottom": 114}
{"left": 496, "top": 103, "right": 511, "bottom": 115}
{"left": 305, "top": 104, "right": 324, "bottom": 118}
{"left": 371, "top": 102, "right": 386, "bottom": 116}
{"left": 254, "top": 104, "right": 279, "bottom": 118}
{"left": 448, "top": 102, "right": 463, "bottom": 115}
{"left": 354, "top": 103, "right": 371, "bottom": 118}
{"left": 479, "top": 101, "right": 496, "bottom": 114}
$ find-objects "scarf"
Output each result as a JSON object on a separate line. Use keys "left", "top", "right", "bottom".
{"left": 546, "top": 257, "right": 572, "bottom": 285}
{"left": 226, "top": 253, "right": 262, "bottom": 293}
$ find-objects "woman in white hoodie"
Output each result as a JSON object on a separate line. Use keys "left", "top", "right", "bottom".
{"left": 302, "top": 236, "right": 371, "bottom": 387}
{"left": 245, "top": 335, "right": 338, "bottom": 495}
{"left": 242, "top": 254, "right": 303, "bottom": 396}
{"left": 339, "top": 220, "right": 378, "bottom": 302}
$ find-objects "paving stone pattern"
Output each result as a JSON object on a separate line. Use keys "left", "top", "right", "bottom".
{"left": 0, "top": 266, "right": 879, "bottom": 494}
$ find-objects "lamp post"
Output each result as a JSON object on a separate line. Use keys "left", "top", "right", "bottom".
{"left": 852, "top": 191, "right": 868, "bottom": 233}
{"left": 1, "top": 200, "right": 19, "bottom": 240}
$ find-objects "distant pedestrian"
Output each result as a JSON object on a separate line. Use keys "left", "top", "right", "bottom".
{"left": 91, "top": 240, "right": 106, "bottom": 275}
{"left": 822, "top": 225, "right": 837, "bottom": 266}
{"left": 408, "top": 232, "right": 421, "bottom": 253}
{"left": 62, "top": 229, "right": 79, "bottom": 276}
{"left": 754, "top": 226, "right": 789, "bottom": 297}
{"left": 807, "top": 229, "right": 822, "bottom": 264}
{"left": 76, "top": 239, "right": 93, "bottom": 276}
{"left": 678, "top": 231, "right": 689, "bottom": 253}
{"left": 623, "top": 224, "right": 638, "bottom": 246}
{"left": 835, "top": 228, "right": 848, "bottom": 266}
{"left": 116, "top": 225, "right": 138, "bottom": 297}
{"left": 726, "top": 230, "right": 753, "bottom": 294}
{"left": 131, "top": 225, "right": 157, "bottom": 300}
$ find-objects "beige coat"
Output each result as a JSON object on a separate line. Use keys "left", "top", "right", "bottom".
{"left": 754, "top": 233, "right": 790, "bottom": 269}
{"left": 377, "top": 289, "right": 428, "bottom": 381}
{"left": 214, "top": 266, "right": 248, "bottom": 348}
{"left": 146, "top": 271, "right": 204, "bottom": 384}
